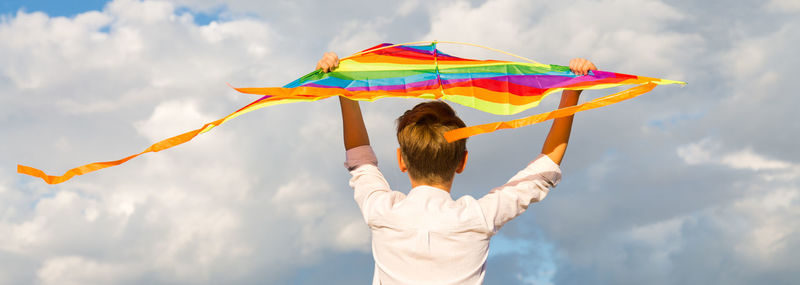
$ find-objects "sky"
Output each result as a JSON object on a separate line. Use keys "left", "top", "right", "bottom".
{"left": 1, "top": 0, "right": 798, "bottom": 284}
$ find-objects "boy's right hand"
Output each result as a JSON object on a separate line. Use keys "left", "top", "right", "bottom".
{"left": 316, "top": 52, "right": 339, "bottom": 72}
{"left": 568, "top": 58, "right": 597, "bottom": 76}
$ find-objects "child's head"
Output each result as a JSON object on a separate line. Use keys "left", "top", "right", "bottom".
{"left": 396, "top": 101, "right": 468, "bottom": 185}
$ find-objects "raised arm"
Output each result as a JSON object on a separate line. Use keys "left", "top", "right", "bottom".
{"left": 316, "top": 52, "right": 371, "bottom": 150}
{"left": 541, "top": 58, "right": 597, "bottom": 165}
{"left": 339, "top": 96, "right": 370, "bottom": 150}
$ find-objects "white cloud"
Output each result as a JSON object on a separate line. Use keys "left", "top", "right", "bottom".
{"left": 107, "top": 0, "right": 175, "bottom": 24}
{"left": 605, "top": 184, "right": 800, "bottom": 282}
{"left": 134, "top": 100, "right": 214, "bottom": 141}
{"left": 766, "top": 0, "right": 800, "bottom": 12}
{"left": 678, "top": 138, "right": 795, "bottom": 172}
{"left": 397, "top": 0, "right": 422, "bottom": 16}
{"left": 271, "top": 173, "right": 370, "bottom": 254}
{"left": 0, "top": 1, "right": 369, "bottom": 283}
{"left": 676, "top": 138, "right": 717, "bottom": 165}
{"left": 625, "top": 216, "right": 685, "bottom": 253}
{"left": 721, "top": 149, "right": 792, "bottom": 171}
{"left": 0, "top": 0, "right": 279, "bottom": 118}
{"left": 327, "top": 18, "right": 391, "bottom": 54}
{"left": 730, "top": 187, "right": 799, "bottom": 262}
{"left": 37, "top": 256, "right": 137, "bottom": 285}
{"left": 721, "top": 13, "right": 799, "bottom": 105}
{"left": 420, "top": 0, "right": 700, "bottom": 79}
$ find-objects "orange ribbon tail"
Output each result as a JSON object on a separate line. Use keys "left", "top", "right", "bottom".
{"left": 444, "top": 83, "right": 658, "bottom": 142}
{"left": 17, "top": 118, "right": 225, "bottom": 184}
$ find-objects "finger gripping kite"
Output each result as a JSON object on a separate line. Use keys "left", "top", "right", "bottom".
{"left": 18, "top": 40, "right": 685, "bottom": 184}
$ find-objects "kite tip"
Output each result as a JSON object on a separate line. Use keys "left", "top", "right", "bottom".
{"left": 656, "top": 79, "right": 688, "bottom": 87}
{"left": 226, "top": 82, "right": 248, "bottom": 93}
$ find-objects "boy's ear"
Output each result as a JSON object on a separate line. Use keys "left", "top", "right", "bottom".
{"left": 397, "top": 148, "right": 408, "bottom": 172}
{"left": 456, "top": 151, "right": 469, "bottom": 174}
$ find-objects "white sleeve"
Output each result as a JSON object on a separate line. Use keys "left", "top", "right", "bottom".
{"left": 477, "top": 154, "right": 562, "bottom": 233}
{"left": 345, "top": 145, "right": 403, "bottom": 223}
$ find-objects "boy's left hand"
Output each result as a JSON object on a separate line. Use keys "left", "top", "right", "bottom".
{"left": 569, "top": 58, "right": 597, "bottom": 76}
{"left": 316, "top": 52, "right": 339, "bottom": 72}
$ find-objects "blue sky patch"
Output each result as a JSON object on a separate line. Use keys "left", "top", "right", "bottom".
{"left": 1, "top": 1, "right": 224, "bottom": 27}
{"left": 0, "top": 0, "right": 110, "bottom": 17}
{"left": 175, "top": 6, "right": 226, "bottom": 26}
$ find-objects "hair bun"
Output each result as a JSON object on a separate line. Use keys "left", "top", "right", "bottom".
{"left": 415, "top": 112, "right": 440, "bottom": 125}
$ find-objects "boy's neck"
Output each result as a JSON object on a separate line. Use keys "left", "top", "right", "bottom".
{"left": 410, "top": 179, "right": 453, "bottom": 193}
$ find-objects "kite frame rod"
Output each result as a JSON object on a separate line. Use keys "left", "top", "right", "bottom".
{"left": 340, "top": 40, "right": 544, "bottom": 65}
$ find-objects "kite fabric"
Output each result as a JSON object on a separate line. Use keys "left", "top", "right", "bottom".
{"left": 17, "top": 41, "right": 685, "bottom": 184}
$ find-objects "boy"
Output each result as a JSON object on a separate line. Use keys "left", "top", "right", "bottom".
{"left": 317, "top": 52, "right": 596, "bottom": 284}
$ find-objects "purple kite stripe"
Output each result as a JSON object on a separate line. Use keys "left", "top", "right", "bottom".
{"left": 394, "top": 45, "right": 434, "bottom": 55}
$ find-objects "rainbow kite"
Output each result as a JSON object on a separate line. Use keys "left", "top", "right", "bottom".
{"left": 17, "top": 41, "right": 685, "bottom": 184}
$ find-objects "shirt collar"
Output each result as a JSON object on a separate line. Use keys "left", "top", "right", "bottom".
{"left": 409, "top": 185, "right": 452, "bottom": 198}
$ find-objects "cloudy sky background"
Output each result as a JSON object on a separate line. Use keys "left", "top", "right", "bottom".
{"left": 1, "top": 0, "right": 798, "bottom": 284}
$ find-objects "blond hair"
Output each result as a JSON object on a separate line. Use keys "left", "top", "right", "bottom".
{"left": 396, "top": 101, "right": 467, "bottom": 185}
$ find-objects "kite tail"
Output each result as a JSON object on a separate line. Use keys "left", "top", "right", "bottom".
{"left": 17, "top": 118, "right": 225, "bottom": 184}
{"left": 443, "top": 83, "right": 658, "bottom": 142}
